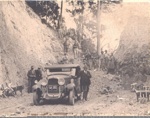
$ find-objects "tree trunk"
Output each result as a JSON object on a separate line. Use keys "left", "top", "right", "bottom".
{"left": 97, "top": 0, "right": 101, "bottom": 56}
{"left": 58, "top": 0, "right": 63, "bottom": 29}
{"left": 46, "top": 1, "right": 48, "bottom": 23}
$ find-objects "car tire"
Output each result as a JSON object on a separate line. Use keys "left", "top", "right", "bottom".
{"left": 77, "top": 95, "right": 81, "bottom": 100}
{"left": 33, "top": 92, "right": 39, "bottom": 105}
{"left": 69, "top": 89, "right": 75, "bottom": 105}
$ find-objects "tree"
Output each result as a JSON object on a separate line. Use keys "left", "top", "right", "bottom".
{"left": 58, "top": 0, "right": 63, "bottom": 29}
{"left": 26, "top": 0, "right": 60, "bottom": 29}
{"left": 65, "top": 0, "right": 122, "bottom": 54}
{"left": 97, "top": 0, "right": 101, "bottom": 55}
{"left": 26, "top": 0, "right": 122, "bottom": 53}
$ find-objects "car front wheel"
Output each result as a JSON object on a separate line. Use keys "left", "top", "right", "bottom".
{"left": 69, "top": 89, "right": 75, "bottom": 105}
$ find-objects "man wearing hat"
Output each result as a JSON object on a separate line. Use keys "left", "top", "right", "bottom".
{"left": 62, "top": 53, "right": 69, "bottom": 64}
{"left": 35, "top": 67, "right": 43, "bottom": 82}
{"left": 63, "top": 36, "right": 70, "bottom": 54}
{"left": 78, "top": 65, "right": 92, "bottom": 101}
{"left": 73, "top": 39, "right": 79, "bottom": 59}
{"left": 27, "top": 66, "right": 36, "bottom": 93}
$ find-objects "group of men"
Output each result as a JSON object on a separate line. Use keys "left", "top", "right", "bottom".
{"left": 100, "top": 50, "right": 117, "bottom": 74}
{"left": 27, "top": 66, "right": 42, "bottom": 93}
{"left": 84, "top": 50, "right": 117, "bottom": 74}
{"left": 63, "top": 37, "right": 80, "bottom": 59}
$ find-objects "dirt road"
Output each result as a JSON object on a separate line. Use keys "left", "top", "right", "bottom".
{"left": 0, "top": 71, "right": 150, "bottom": 117}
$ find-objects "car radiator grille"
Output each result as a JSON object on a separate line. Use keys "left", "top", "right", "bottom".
{"left": 48, "top": 79, "right": 59, "bottom": 93}
{"left": 48, "top": 85, "right": 59, "bottom": 93}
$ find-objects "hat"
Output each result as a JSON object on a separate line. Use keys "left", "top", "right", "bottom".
{"left": 83, "top": 65, "right": 88, "bottom": 70}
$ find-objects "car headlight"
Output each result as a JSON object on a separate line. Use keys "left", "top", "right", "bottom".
{"left": 70, "top": 79, "right": 74, "bottom": 84}
{"left": 34, "top": 80, "right": 38, "bottom": 84}
{"left": 58, "top": 78, "right": 65, "bottom": 85}
{"left": 41, "top": 82, "right": 47, "bottom": 86}
{"left": 41, "top": 82, "right": 47, "bottom": 92}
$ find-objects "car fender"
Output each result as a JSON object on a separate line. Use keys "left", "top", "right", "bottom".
{"left": 32, "top": 84, "right": 41, "bottom": 92}
{"left": 66, "top": 83, "right": 75, "bottom": 90}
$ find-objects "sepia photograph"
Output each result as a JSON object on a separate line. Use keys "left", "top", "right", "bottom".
{"left": 0, "top": 0, "right": 150, "bottom": 117}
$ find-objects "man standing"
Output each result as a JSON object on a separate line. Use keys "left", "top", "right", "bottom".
{"left": 104, "top": 50, "right": 109, "bottom": 71}
{"left": 85, "top": 49, "right": 92, "bottom": 70}
{"left": 107, "top": 53, "right": 116, "bottom": 74}
{"left": 73, "top": 39, "right": 79, "bottom": 59}
{"left": 78, "top": 66, "right": 92, "bottom": 101}
{"left": 62, "top": 53, "right": 69, "bottom": 64}
{"left": 35, "top": 67, "right": 42, "bottom": 82}
{"left": 63, "top": 36, "right": 70, "bottom": 55}
{"left": 100, "top": 51, "right": 105, "bottom": 71}
{"left": 27, "top": 66, "right": 36, "bottom": 93}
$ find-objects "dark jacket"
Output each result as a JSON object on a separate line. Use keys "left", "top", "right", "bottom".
{"left": 35, "top": 69, "right": 42, "bottom": 81}
{"left": 73, "top": 41, "right": 79, "bottom": 49}
{"left": 107, "top": 56, "right": 116, "bottom": 69}
{"left": 27, "top": 69, "right": 36, "bottom": 78}
{"left": 63, "top": 39, "right": 70, "bottom": 47}
{"left": 79, "top": 70, "right": 92, "bottom": 86}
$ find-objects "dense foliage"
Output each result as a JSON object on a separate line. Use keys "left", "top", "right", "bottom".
{"left": 26, "top": 0, "right": 122, "bottom": 54}
{"left": 26, "top": 1, "right": 60, "bottom": 29}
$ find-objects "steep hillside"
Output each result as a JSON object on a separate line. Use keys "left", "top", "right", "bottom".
{"left": 113, "top": 3, "right": 150, "bottom": 87}
{"left": 100, "top": 3, "right": 150, "bottom": 53}
{"left": 1, "top": 1, "right": 150, "bottom": 86}
{"left": 114, "top": 3, "right": 150, "bottom": 60}
{"left": 0, "top": 1, "right": 62, "bottom": 85}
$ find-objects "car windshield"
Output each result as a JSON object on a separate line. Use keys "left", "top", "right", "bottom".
{"left": 46, "top": 67, "right": 76, "bottom": 76}
{"left": 49, "top": 68, "right": 71, "bottom": 72}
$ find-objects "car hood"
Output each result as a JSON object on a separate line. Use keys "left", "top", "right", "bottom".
{"left": 35, "top": 78, "right": 48, "bottom": 87}
{"left": 36, "top": 74, "right": 72, "bottom": 85}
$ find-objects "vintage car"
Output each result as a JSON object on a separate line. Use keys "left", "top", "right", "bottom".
{"left": 32, "top": 64, "right": 81, "bottom": 105}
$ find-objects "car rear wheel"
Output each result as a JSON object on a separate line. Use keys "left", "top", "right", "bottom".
{"left": 33, "top": 92, "right": 39, "bottom": 105}
{"left": 69, "top": 89, "right": 75, "bottom": 105}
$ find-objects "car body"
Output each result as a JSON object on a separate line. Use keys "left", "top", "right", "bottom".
{"left": 32, "top": 64, "right": 81, "bottom": 105}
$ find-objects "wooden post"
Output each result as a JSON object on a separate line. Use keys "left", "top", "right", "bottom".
{"left": 81, "top": 1, "right": 84, "bottom": 60}
{"left": 97, "top": 0, "right": 101, "bottom": 69}
{"left": 60, "top": 0, "right": 63, "bottom": 20}
{"left": 46, "top": 1, "right": 48, "bottom": 23}
{"left": 97, "top": 0, "right": 101, "bottom": 56}
{"left": 58, "top": 0, "right": 63, "bottom": 29}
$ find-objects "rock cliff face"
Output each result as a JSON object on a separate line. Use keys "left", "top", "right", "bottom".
{"left": 114, "top": 3, "right": 150, "bottom": 61}
{"left": 113, "top": 3, "right": 150, "bottom": 88}
{"left": 115, "top": 16, "right": 150, "bottom": 62}
{"left": 0, "top": 1, "right": 62, "bottom": 85}
{"left": 0, "top": 1, "right": 150, "bottom": 86}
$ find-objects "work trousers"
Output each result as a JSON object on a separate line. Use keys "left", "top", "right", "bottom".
{"left": 64, "top": 46, "right": 69, "bottom": 54}
{"left": 81, "top": 85, "right": 89, "bottom": 100}
{"left": 28, "top": 77, "right": 35, "bottom": 93}
{"left": 73, "top": 48, "right": 78, "bottom": 59}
